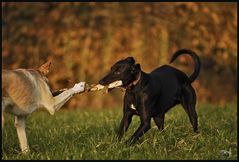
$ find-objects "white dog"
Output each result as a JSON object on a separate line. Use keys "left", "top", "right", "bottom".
{"left": 2, "top": 60, "right": 86, "bottom": 153}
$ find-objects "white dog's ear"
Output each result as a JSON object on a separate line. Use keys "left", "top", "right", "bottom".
{"left": 38, "top": 59, "right": 52, "bottom": 75}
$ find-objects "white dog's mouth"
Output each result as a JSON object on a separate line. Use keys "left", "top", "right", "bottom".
{"left": 88, "top": 80, "right": 123, "bottom": 92}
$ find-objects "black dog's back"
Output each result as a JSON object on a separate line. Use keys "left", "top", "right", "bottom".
{"left": 149, "top": 65, "right": 189, "bottom": 110}
{"left": 149, "top": 49, "right": 201, "bottom": 111}
{"left": 151, "top": 65, "right": 189, "bottom": 84}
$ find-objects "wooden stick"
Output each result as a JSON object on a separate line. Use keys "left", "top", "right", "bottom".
{"left": 85, "top": 80, "right": 123, "bottom": 92}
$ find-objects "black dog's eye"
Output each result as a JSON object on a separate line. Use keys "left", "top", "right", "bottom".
{"left": 114, "top": 70, "right": 121, "bottom": 74}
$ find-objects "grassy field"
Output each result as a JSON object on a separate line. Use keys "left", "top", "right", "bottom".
{"left": 2, "top": 103, "right": 237, "bottom": 160}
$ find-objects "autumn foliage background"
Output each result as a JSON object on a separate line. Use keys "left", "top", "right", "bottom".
{"left": 2, "top": 2, "right": 237, "bottom": 109}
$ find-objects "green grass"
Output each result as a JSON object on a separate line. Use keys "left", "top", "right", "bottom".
{"left": 2, "top": 103, "right": 237, "bottom": 160}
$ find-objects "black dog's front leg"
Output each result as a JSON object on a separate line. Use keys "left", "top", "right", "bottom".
{"left": 127, "top": 114, "right": 151, "bottom": 145}
{"left": 127, "top": 117, "right": 151, "bottom": 145}
{"left": 117, "top": 111, "right": 134, "bottom": 140}
{"left": 118, "top": 91, "right": 136, "bottom": 140}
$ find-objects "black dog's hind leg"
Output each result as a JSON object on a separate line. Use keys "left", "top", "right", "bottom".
{"left": 181, "top": 85, "right": 198, "bottom": 132}
{"left": 153, "top": 101, "right": 179, "bottom": 131}
{"left": 153, "top": 114, "right": 165, "bottom": 131}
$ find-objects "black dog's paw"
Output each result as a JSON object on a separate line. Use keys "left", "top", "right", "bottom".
{"left": 124, "top": 138, "right": 138, "bottom": 146}
{"left": 124, "top": 139, "right": 132, "bottom": 146}
{"left": 193, "top": 129, "right": 200, "bottom": 134}
{"left": 116, "top": 135, "right": 123, "bottom": 142}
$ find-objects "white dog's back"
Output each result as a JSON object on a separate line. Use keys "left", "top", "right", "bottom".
{"left": 2, "top": 69, "right": 50, "bottom": 115}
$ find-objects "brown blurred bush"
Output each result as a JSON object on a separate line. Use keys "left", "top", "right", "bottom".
{"left": 2, "top": 2, "right": 237, "bottom": 109}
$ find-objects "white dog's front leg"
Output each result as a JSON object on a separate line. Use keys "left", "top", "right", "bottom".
{"left": 15, "top": 116, "right": 29, "bottom": 153}
{"left": 2, "top": 100, "right": 5, "bottom": 128}
{"left": 53, "top": 82, "right": 85, "bottom": 111}
{"left": 2, "top": 113, "right": 4, "bottom": 128}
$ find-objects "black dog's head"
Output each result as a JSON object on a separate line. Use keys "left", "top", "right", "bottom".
{"left": 99, "top": 57, "right": 141, "bottom": 88}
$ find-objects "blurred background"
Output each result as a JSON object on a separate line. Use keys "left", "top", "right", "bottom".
{"left": 2, "top": 2, "right": 237, "bottom": 110}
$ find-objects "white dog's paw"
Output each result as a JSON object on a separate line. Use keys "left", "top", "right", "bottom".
{"left": 21, "top": 146, "right": 30, "bottom": 154}
{"left": 72, "top": 82, "right": 86, "bottom": 94}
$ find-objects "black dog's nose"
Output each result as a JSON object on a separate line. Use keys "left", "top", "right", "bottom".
{"left": 99, "top": 80, "right": 104, "bottom": 85}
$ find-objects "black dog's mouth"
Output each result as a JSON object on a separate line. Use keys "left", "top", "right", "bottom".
{"left": 100, "top": 80, "right": 124, "bottom": 92}
{"left": 108, "top": 80, "right": 123, "bottom": 88}
{"left": 99, "top": 79, "right": 136, "bottom": 92}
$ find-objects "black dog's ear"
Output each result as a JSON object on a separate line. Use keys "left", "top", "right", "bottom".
{"left": 134, "top": 64, "right": 141, "bottom": 70}
{"left": 125, "top": 57, "right": 135, "bottom": 65}
{"left": 131, "top": 63, "right": 141, "bottom": 73}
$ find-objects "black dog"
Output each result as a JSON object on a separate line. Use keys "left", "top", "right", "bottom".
{"left": 99, "top": 49, "right": 201, "bottom": 144}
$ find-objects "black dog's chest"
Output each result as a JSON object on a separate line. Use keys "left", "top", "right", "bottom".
{"left": 125, "top": 90, "right": 139, "bottom": 112}
{"left": 130, "top": 103, "right": 137, "bottom": 110}
{"left": 127, "top": 91, "right": 154, "bottom": 115}
{"left": 129, "top": 102, "right": 140, "bottom": 115}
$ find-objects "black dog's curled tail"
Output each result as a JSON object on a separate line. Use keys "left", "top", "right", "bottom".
{"left": 170, "top": 49, "right": 201, "bottom": 83}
